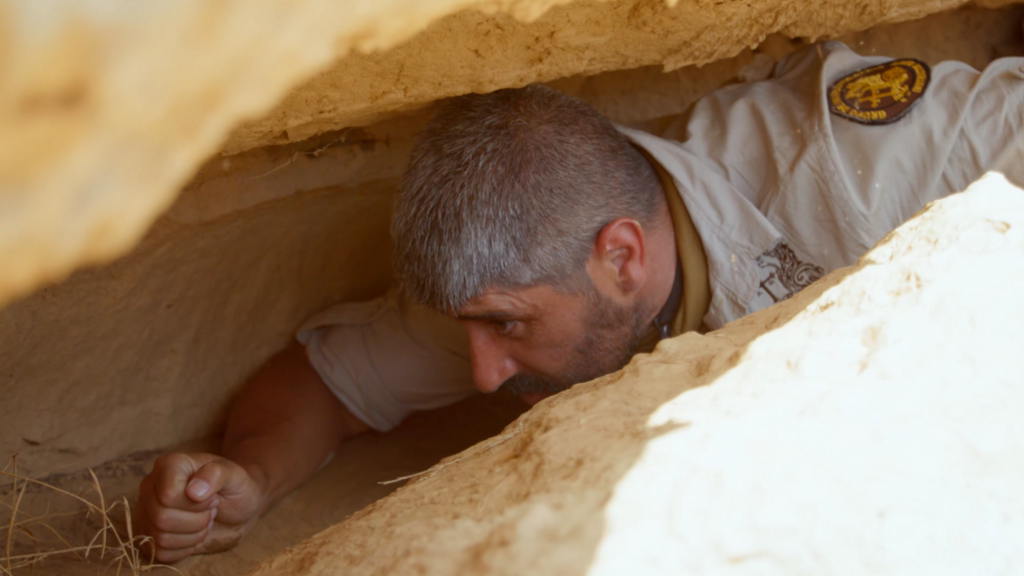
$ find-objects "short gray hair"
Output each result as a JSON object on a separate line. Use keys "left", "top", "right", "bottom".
{"left": 392, "top": 84, "right": 661, "bottom": 312}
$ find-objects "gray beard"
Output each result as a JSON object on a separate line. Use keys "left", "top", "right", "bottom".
{"left": 502, "top": 288, "right": 647, "bottom": 396}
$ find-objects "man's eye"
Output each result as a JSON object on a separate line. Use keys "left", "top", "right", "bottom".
{"left": 493, "top": 320, "right": 517, "bottom": 335}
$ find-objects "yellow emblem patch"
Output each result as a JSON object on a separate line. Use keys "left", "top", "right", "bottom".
{"left": 828, "top": 59, "right": 930, "bottom": 125}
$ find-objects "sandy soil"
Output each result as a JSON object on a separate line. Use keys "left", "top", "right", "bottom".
{"left": 2, "top": 394, "right": 527, "bottom": 576}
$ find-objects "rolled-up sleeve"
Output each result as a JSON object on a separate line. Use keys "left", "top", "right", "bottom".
{"left": 295, "top": 291, "right": 476, "bottom": 432}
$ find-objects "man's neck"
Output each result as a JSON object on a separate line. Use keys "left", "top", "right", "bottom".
{"left": 638, "top": 190, "right": 681, "bottom": 334}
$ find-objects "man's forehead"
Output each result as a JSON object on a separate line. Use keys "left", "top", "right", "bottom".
{"left": 453, "top": 285, "right": 559, "bottom": 320}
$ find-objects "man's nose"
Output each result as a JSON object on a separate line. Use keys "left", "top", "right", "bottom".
{"left": 464, "top": 325, "right": 517, "bottom": 393}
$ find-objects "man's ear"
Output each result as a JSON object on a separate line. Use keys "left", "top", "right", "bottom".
{"left": 589, "top": 217, "right": 646, "bottom": 296}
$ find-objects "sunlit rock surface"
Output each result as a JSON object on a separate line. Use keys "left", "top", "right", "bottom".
{"left": 590, "top": 172, "right": 1024, "bottom": 574}
{"left": 247, "top": 173, "right": 1024, "bottom": 576}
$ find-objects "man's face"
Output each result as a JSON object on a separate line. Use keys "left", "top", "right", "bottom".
{"left": 454, "top": 282, "right": 648, "bottom": 402}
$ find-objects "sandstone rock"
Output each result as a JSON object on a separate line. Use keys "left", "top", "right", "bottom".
{"left": 590, "top": 173, "right": 1024, "bottom": 574}
{"left": 0, "top": 0, "right": 1010, "bottom": 310}
{"left": 223, "top": 0, "right": 1017, "bottom": 154}
{"left": 247, "top": 172, "right": 1024, "bottom": 576}
{"left": 3, "top": 1, "right": 1019, "bottom": 477}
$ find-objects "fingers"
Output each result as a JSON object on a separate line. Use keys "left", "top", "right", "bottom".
{"left": 147, "top": 509, "right": 216, "bottom": 560}
{"left": 187, "top": 459, "right": 252, "bottom": 502}
{"left": 137, "top": 453, "right": 230, "bottom": 563}
{"left": 137, "top": 500, "right": 218, "bottom": 563}
{"left": 144, "top": 538, "right": 202, "bottom": 564}
{"left": 137, "top": 453, "right": 261, "bottom": 563}
{"left": 149, "top": 454, "right": 215, "bottom": 512}
{"left": 155, "top": 530, "right": 207, "bottom": 552}
{"left": 144, "top": 500, "right": 219, "bottom": 535}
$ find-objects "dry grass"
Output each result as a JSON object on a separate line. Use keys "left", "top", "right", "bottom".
{"left": 0, "top": 455, "right": 179, "bottom": 576}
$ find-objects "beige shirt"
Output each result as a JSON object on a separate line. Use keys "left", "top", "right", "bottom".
{"left": 296, "top": 291, "right": 475, "bottom": 431}
{"left": 300, "top": 41, "right": 1024, "bottom": 430}
{"left": 621, "top": 41, "right": 1024, "bottom": 328}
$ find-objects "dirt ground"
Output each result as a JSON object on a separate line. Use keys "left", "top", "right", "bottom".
{"left": 1, "top": 394, "right": 527, "bottom": 576}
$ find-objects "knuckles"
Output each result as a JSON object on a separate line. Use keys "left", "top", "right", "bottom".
{"left": 152, "top": 529, "right": 205, "bottom": 551}
{"left": 152, "top": 532, "right": 179, "bottom": 550}
{"left": 136, "top": 453, "right": 217, "bottom": 564}
{"left": 149, "top": 454, "right": 195, "bottom": 507}
{"left": 152, "top": 453, "right": 189, "bottom": 472}
{"left": 150, "top": 507, "right": 210, "bottom": 533}
{"left": 148, "top": 508, "right": 177, "bottom": 532}
{"left": 155, "top": 485, "right": 182, "bottom": 508}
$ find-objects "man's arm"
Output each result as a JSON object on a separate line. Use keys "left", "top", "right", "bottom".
{"left": 135, "top": 341, "right": 369, "bottom": 563}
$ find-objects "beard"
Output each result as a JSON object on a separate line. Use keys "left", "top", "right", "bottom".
{"left": 502, "top": 287, "right": 648, "bottom": 396}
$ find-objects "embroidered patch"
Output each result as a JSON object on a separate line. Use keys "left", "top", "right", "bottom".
{"left": 756, "top": 241, "right": 824, "bottom": 303}
{"left": 828, "top": 59, "right": 930, "bottom": 125}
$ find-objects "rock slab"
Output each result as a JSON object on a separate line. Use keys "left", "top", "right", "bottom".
{"left": 246, "top": 172, "right": 1024, "bottom": 576}
{"left": 0, "top": 0, "right": 1008, "bottom": 307}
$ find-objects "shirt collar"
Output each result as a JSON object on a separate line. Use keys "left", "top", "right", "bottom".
{"left": 632, "top": 145, "right": 712, "bottom": 338}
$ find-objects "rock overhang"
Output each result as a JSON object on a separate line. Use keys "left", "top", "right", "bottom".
{"left": 0, "top": 0, "right": 1017, "bottom": 308}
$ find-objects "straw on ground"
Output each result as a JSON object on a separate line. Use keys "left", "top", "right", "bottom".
{"left": 0, "top": 455, "right": 179, "bottom": 576}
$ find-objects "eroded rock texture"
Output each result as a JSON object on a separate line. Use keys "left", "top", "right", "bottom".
{"left": 2, "top": 1, "right": 1022, "bottom": 484}
{"left": 0, "top": 0, "right": 1014, "bottom": 311}
{"left": 247, "top": 173, "right": 1024, "bottom": 576}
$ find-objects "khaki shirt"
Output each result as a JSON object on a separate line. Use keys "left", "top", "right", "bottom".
{"left": 297, "top": 290, "right": 474, "bottom": 431}
{"left": 300, "top": 41, "right": 1024, "bottom": 430}
{"left": 622, "top": 41, "right": 1024, "bottom": 328}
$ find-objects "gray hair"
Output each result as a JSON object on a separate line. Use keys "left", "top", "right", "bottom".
{"left": 392, "top": 84, "right": 661, "bottom": 312}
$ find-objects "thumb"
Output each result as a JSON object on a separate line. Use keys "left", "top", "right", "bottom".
{"left": 185, "top": 459, "right": 253, "bottom": 503}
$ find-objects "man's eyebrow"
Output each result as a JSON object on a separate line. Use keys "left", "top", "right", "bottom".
{"left": 454, "top": 310, "right": 521, "bottom": 322}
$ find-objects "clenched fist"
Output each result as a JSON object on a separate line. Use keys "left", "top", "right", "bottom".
{"left": 134, "top": 342, "right": 368, "bottom": 563}
{"left": 135, "top": 453, "right": 267, "bottom": 563}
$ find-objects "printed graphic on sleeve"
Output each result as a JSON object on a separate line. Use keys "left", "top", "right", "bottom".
{"left": 828, "top": 59, "right": 930, "bottom": 125}
{"left": 756, "top": 241, "right": 825, "bottom": 303}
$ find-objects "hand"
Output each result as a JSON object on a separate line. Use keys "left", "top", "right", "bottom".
{"left": 135, "top": 453, "right": 266, "bottom": 563}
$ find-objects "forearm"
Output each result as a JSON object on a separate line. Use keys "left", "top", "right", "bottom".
{"left": 221, "top": 342, "right": 369, "bottom": 512}
{"left": 221, "top": 427, "right": 332, "bottom": 515}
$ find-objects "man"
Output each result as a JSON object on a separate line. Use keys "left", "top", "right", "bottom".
{"left": 135, "top": 41, "right": 1024, "bottom": 561}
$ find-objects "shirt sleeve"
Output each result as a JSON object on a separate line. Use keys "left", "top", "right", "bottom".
{"left": 295, "top": 291, "right": 476, "bottom": 432}
{"left": 947, "top": 58, "right": 1024, "bottom": 191}
{"left": 826, "top": 46, "right": 1024, "bottom": 241}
